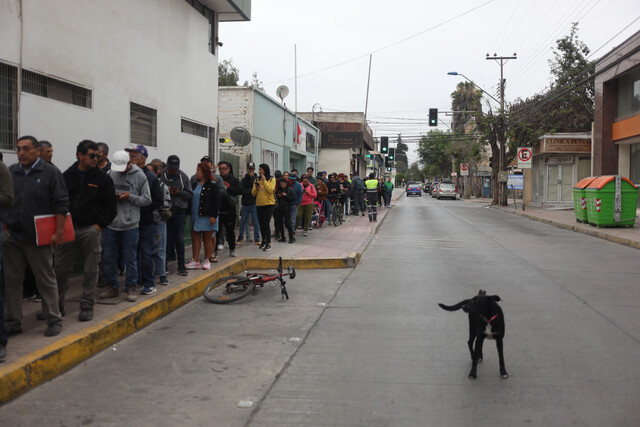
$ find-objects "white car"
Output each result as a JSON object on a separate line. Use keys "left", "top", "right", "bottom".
{"left": 436, "top": 183, "right": 457, "bottom": 200}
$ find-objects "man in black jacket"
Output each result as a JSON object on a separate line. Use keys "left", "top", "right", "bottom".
{"left": 127, "top": 145, "right": 163, "bottom": 297}
{"left": 54, "top": 140, "right": 117, "bottom": 321}
{"left": 237, "top": 162, "right": 260, "bottom": 244}
{"left": 217, "top": 161, "right": 243, "bottom": 257}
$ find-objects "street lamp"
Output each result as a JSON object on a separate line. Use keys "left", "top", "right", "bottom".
{"left": 447, "top": 72, "right": 500, "bottom": 104}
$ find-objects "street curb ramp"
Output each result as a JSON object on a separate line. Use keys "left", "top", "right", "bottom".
{"left": 0, "top": 255, "right": 360, "bottom": 404}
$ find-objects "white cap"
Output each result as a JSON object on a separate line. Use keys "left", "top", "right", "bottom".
{"left": 111, "top": 150, "right": 130, "bottom": 172}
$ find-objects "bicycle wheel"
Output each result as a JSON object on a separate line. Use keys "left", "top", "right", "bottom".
{"left": 338, "top": 203, "right": 344, "bottom": 224}
{"left": 203, "top": 275, "right": 255, "bottom": 304}
{"left": 332, "top": 204, "right": 340, "bottom": 226}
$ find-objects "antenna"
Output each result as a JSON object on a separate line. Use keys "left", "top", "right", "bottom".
{"left": 276, "top": 85, "right": 289, "bottom": 102}
{"left": 229, "top": 127, "right": 252, "bottom": 147}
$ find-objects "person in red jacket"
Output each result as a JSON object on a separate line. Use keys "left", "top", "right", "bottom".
{"left": 295, "top": 176, "right": 317, "bottom": 237}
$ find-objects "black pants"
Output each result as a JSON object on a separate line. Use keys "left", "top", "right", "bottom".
{"left": 218, "top": 211, "right": 237, "bottom": 251}
{"left": 166, "top": 209, "right": 187, "bottom": 269}
{"left": 274, "top": 208, "right": 294, "bottom": 239}
{"left": 257, "top": 205, "right": 274, "bottom": 244}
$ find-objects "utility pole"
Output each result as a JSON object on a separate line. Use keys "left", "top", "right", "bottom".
{"left": 486, "top": 53, "right": 516, "bottom": 206}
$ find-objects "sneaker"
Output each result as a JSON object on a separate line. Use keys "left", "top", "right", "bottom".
{"left": 202, "top": 259, "right": 211, "bottom": 270}
{"left": 185, "top": 259, "right": 201, "bottom": 269}
{"left": 78, "top": 307, "right": 93, "bottom": 322}
{"left": 177, "top": 268, "right": 188, "bottom": 276}
{"left": 263, "top": 244, "right": 271, "bottom": 251}
{"left": 135, "top": 283, "right": 144, "bottom": 291}
{"left": 126, "top": 286, "right": 138, "bottom": 302}
{"left": 254, "top": 239, "right": 261, "bottom": 245}
{"left": 289, "top": 237, "right": 296, "bottom": 244}
{"left": 229, "top": 250, "right": 236, "bottom": 257}
{"left": 141, "top": 286, "right": 157, "bottom": 296}
{"left": 259, "top": 241, "right": 266, "bottom": 250}
{"left": 304, "top": 231, "right": 308, "bottom": 236}
{"left": 159, "top": 276, "right": 169, "bottom": 286}
{"left": 236, "top": 237, "right": 244, "bottom": 244}
{"left": 361, "top": 212, "right": 365, "bottom": 216}
{"left": 99, "top": 287, "right": 120, "bottom": 299}
{"left": 278, "top": 237, "right": 286, "bottom": 243}
{"left": 217, "top": 244, "right": 224, "bottom": 251}
{"left": 44, "top": 323, "right": 62, "bottom": 337}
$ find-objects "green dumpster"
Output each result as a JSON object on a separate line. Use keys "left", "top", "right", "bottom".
{"left": 573, "top": 176, "right": 597, "bottom": 223}
{"left": 585, "top": 175, "right": 638, "bottom": 227}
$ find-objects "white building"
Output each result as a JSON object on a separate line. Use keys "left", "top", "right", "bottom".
{"left": 0, "top": 0, "right": 250, "bottom": 170}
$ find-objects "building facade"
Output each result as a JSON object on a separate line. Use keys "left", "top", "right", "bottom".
{"left": 299, "top": 111, "right": 374, "bottom": 178}
{"left": 593, "top": 29, "right": 640, "bottom": 198}
{"left": 0, "top": 0, "right": 250, "bottom": 170}
{"left": 218, "top": 87, "right": 318, "bottom": 177}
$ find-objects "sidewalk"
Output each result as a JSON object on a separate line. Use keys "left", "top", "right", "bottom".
{"left": 0, "top": 189, "right": 404, "bottom": 404}
{"left": 462, "top": 196, "right": 640, "bottom": 250}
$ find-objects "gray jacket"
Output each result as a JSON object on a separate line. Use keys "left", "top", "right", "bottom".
{"left": 0, "top": 158, "right": 69, "bottom": 242}
{"left": 162, "top": 170, "right": 193, "bottom": 211}
{"left": 108, "top": 164, "right": 151, "bottom": 231}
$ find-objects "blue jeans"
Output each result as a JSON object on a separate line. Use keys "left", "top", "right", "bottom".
{"left": 290, "top": 204, "right": 298, "bottom": 229}
{"left": 153, "top": 222, "right": 167, "bottom": 278}
{"left": 239, "top": 205, "right": 260, "bottom": 241}
{"left": 324, "top": 198, "right": 332, "bottom": 222}
{"left": 137, "top": 224, "right": 155, "bottom": 290}
{"left": 103, "top": 228, "right": 139, "bottom": 290}
{"left": 345, "top": 196, "right": 350, "bottom": 214}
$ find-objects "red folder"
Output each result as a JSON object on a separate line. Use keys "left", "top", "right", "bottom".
{"left": 34, "top": 213, "right": 76, "bottom": 246}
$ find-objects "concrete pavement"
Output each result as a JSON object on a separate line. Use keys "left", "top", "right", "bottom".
{"left": 0, "top": 189, "right": 402, "bottom": 404}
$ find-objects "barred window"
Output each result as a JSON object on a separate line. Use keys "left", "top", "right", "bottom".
{"left": 181, "top": 118, "right": 208, "bottom": 138}
{"left": 131, "top": 102, "right": 157, "bottom": 147}
{"left": 0, "top": 62, "right": 18, "bottom": 151}
{"left": 22, "top": 69, "right": 91, "bottom": 108}
{"left": 261, "top": 149, "right": 278, "bottom": 173}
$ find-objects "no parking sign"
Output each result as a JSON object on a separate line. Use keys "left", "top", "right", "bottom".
{"left": 517, "top": 147, "right": 532, "bottom": 169}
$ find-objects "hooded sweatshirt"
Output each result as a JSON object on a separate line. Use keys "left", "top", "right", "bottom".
{"left": 108, "top": 164, "right": 151, "bottom": 231}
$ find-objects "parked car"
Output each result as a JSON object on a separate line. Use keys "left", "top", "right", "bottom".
{"left": 430, "top": 183, "right": 439, "bottom": 198}
{"left": 436, "top": 183, "right": 457, "bottom": 200}
{"left": 423, "top": 182, "right": 432, "bottom": 193}
{"left": 406, "top": 183, "right": 422, "bottom": 196}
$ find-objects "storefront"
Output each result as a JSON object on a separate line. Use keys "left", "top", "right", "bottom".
{"left": 529, "top": 133, "right": 591, "bottom": 208}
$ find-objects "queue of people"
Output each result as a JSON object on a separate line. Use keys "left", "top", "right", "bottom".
{"left": 0, "top": 136, "right": 394, "bottom": 363}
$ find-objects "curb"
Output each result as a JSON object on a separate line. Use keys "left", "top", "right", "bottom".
{"left": 497, "top": 207, "right": 640, "bottom": 250}
{"left": 0, "top": 256, "right": 360, "bottom": 404}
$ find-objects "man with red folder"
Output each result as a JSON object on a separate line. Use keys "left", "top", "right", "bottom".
{"left": 0, "top": 136, "right": 69, "bottom": 337}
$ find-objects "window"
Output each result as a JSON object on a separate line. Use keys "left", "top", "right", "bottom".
{"left": 181, "top": 118, "right": 208, "bottom": 138}
{"left": 0, "top": 62, "right": 17, "bottom": 150}
{"left": 306, "top": 132, "right": 315, "bottom": 153}
{"left": 261, "top": 149, "right": 278, "bottom": 173}
{"left": 22, "top": 69, "right": 91, "bottom": 108}
{"left": 130, "top": 102, "right": 157, "bottom": 147}
{"left": 617, "top": 67, "right": 640, "bottom": 119}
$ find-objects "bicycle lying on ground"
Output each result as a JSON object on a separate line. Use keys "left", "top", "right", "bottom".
{"left": 203, "top": 257, "right": 295, "bottom": 304}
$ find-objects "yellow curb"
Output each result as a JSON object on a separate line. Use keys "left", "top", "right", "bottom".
{"left": 0, "top": 254, "right": 361, "bottom": 404}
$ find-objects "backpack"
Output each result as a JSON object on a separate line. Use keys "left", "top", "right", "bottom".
{"left": 353, "top": 176, "right": 364, "bottom": 191}
{"left": 156, "top": 181, "right": 172, "bottom": 221}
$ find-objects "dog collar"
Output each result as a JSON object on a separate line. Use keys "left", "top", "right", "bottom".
{"left": 481, "top": 314, "right": 498, "bottom": 324}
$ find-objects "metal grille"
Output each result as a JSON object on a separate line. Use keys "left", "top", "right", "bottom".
{"left": 261, "top": 149, "right": 278, "bottom": 173}
{"left": 130, "top": 102, "right": 157, "bottom": 147}
{"left": 22, "top": 69, "right": 91, "bottom": 108}
{"left": 0, "top": 62, "right": 17, "bottom": 151}
{"left": 181, "top": 118, "right": 208, "bottom": 138}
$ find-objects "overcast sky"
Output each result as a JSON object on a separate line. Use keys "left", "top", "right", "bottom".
{"left": 220, "top": 0, "right": 640, "bottom": 164}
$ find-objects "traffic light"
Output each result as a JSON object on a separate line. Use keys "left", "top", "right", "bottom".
{"left": 388, "top": 147, "right": 395, "bottom": 161}
{"left": 429, "top": 108, "right": 438, "bottom": 126}
{"left": 384, "top": 156, "right": 389, "bottom": 168}
{"left": 381, "top": 136, "right": 389, "bottom": 153}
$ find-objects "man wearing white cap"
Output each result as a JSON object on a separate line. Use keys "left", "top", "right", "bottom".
{"left": 99, "top": 150, "right": 151, "bottom": 302}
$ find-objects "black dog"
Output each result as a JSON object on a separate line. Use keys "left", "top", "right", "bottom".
{"left": 438, "top": 290, "right": 508, "bottom": 379}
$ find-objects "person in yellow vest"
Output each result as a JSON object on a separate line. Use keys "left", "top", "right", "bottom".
{"left": 365, "top": 173, "right": 380, "bottom": 222}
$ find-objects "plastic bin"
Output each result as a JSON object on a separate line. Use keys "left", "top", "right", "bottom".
{"left": 572, "top": 176, "right": 597, "bottom": 223}
{"left": 585, "top": 175, "right": 638, "bottom": 227}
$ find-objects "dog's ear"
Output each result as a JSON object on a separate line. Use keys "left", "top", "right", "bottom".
{"left": 490, "top": 295, "right": 501, "bottom": 302}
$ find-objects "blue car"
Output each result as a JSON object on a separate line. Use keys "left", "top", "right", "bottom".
{"left": 406, "top": 184, "right": 422, "bottom": 197}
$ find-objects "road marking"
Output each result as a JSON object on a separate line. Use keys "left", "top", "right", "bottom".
{"left": 441, "top": 206, "right": 474, "bottom": 225}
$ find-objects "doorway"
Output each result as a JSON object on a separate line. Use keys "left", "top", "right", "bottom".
{"left": 547, "top": 164, "right": 573, "bottom": 203}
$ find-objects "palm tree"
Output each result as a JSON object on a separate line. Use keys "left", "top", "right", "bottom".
{"left": 450, "top": 81, "right": 483, "bottom": 134}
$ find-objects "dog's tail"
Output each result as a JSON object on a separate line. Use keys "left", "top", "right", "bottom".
{"left": 438, "top": 299, "right": 472, "bottom": 312}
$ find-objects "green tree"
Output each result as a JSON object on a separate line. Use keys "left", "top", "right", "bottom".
{"left": 218, "top": 58, "right": 239, "bottom": 86}
{"left": 417, "top": 129, "right": 452, "bottom": 179}
{"left": 451, "top": 81, "right": 483, "bottom": 134}
{"left": 243, "top": 71, "right": 264, "bottom": 92}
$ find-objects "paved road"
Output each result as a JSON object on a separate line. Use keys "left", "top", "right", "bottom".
{"left": 3, "top": 194, "right": 640, "bottom": 426}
